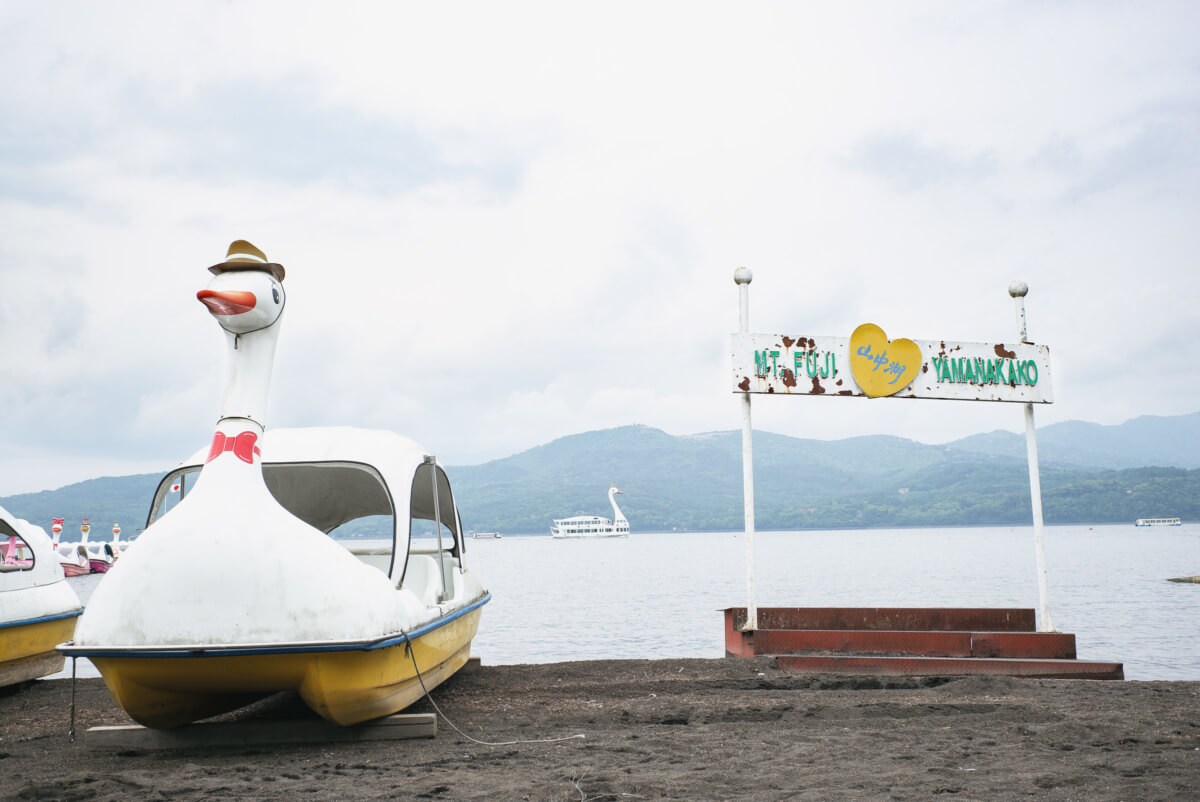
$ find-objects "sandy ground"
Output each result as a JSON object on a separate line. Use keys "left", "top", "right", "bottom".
{"left": 1, "top": 657, "right": 1197, "bottom": 801}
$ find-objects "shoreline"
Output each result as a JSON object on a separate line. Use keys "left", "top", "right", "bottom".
{"left": 2, "top": 657, "right": 1198, "bottom": 800}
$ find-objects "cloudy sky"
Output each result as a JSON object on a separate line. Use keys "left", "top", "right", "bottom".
{"left": 1, "top": 1, "right": 1197, "bottom": 495}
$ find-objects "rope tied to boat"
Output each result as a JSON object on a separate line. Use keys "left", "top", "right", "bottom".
{"left": 400, "top": 629, "right": 585, "bottom": 747}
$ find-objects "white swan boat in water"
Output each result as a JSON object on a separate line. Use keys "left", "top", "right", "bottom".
{"left": 551, "top": 485, "right": 630, "bottom": 538}
{"left": 1, "top": 504, "right": 83, "bottom": 686}
{"left": 60, "top": 240, "right": 488, "bottom": 728}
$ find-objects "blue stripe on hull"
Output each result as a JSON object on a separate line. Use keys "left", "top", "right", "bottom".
{"left": 59, "top": 593, "right": 490, "bottom": 658}
{"left": 0, "top": 608, "right": 83, "bottom": 631}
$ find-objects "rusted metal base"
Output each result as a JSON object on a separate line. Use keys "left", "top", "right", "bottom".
{"left": 724, "top": 607, "right": 1122, "bottom": 680}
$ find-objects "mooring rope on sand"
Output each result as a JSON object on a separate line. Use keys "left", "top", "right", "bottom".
{"left": 402, "top": 630, "right": 584, "bottom": 747}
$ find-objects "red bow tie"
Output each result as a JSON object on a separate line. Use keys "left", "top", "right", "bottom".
{"left": 206, "top": 430, "right": 262, "bottom": 464}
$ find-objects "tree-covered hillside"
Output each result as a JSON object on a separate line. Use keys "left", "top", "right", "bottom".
{"left": 0, "top": 473, "right": 163, "bottom": 537}
{"left": 3, "top": 416, "right": 1198, "bottom": 536}
{"left": 447, "top": 426, "right": 1200, "bottom": 533}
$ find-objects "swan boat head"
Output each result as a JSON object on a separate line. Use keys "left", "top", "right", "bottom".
{"left": 71, "top": 241, "right": 424, "bottom": 651}
{"left": 197, "top": 247, "right": 285, "bottom": 337}
{"left": 608, "top": 485, "right": 627, "bottom": 524}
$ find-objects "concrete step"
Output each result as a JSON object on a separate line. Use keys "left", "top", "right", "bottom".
{"left": 750, "top": 629, "right": 1077, "bottom": 660}
{"left": 725, "top": 606, "right": 1036, "bottom": 633}
{"left": 774, "top": 653, "right": 1124, "bottom": 680}
{"left": 723, "top": 607, "right": 1121, "bottom": 679}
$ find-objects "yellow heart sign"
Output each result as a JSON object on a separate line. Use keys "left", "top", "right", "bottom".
{"left": 849, "top": 323, "right": 922, "bottom": 397}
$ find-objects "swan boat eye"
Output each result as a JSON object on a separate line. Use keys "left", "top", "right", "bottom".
{"left": 271, "top": 285, "right": 281, "bottom": 304}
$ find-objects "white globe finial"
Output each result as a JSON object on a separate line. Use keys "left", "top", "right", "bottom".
{"left": 1008, "top": 280, "right": 1029, "bottom": 298}
{"left": 733, "top": 266, "right": 753, "bottom": 285}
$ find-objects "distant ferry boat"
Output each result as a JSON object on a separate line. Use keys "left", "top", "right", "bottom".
{"left": 1134, "top": 518, "right": 1181, "bottom": 527}
{"left": 551, "top": 486, "right": 629, "bottom": 538}
{"left": 471, "top": 531, "right": 502, "bottom": 539}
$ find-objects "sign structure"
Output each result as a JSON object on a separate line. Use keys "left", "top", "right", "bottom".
{"left": 731, "top": 324, "right": 1053, "bottom": 404}
{"left": 729, "top": 272, "right": 1057, "bottom": 634}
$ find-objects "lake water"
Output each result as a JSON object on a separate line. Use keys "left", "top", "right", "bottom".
{"left": 55, "top": 524, "right": 1199, "bottom": 682}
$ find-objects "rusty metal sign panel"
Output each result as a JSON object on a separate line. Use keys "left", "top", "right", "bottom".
{"left": 730, "top": 326, "right": 1053, "bottom": 403}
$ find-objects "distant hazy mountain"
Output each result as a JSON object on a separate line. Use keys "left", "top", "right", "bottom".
{"left": 946, "top": 412, "right": 1200, "bottom": 469}
{"left": 0, "top": 473, "right": 163, "bottom": 539}
{"left": 4, "top": 412, "right": 1198, "bottom": 535}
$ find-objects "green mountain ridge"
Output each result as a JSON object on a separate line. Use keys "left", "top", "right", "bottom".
{"left": 4, "top": 412, "right": 1198, "bottom": 535}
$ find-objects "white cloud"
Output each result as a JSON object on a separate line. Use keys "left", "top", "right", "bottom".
{"left": 0, "top": 1, "right": 1198, "bottom": 494}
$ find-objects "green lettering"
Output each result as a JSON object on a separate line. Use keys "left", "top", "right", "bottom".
{"left": 951, "top": 358, "right": 963, "bottom": 383}
{"left": 1026, "top": 360, "right": 1038, "bottom": 385}
{"left": 963, "top": 358, "right": 976, "bottom": 383}
{"left": 755, "top": 350, "right": 768, "bottom": 376}
{"left": 985, "top": 360, "right": 997, "bottom": 384}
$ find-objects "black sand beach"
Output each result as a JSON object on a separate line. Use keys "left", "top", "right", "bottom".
{"left": 2, "top": 657, "right": 1197, "bottom": 801}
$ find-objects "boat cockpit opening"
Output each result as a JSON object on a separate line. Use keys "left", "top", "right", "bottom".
{"left": 404, "top": 462, "right": 465, "bottom": 600}
{"left": 408, "top": 462, "right": 462, "bottom": 554}
{"left": 1, "top": 523, "right": 33, "bottom": 572}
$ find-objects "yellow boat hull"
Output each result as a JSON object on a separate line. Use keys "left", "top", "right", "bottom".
{"left": 1, "top": 615, "right": 77, "bottom": 687}
{"left": 90, "top": 606, "right": 482, "bottom": 729}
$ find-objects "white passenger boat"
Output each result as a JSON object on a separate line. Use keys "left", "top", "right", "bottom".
{"left": 1134, "top": 517, "right": 1182, "bottom": 527}
{"left": 60, "top": 241, "right": 488, "bottom": 728}
{"left": 1, "top": 504, "right": 83, "bottom": 687}
{"left": 551, "top": 485, "right": 630, "bottom": 538}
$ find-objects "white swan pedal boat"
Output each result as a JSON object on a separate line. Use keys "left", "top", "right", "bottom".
{"left": 58, "top": 241, "right": 488, "bottom": 728}
{"left": 1, "top": 504, "right": 83, "bottom": 687}
{"left": 62, "top": 427, "right": 488, "bottom": 728}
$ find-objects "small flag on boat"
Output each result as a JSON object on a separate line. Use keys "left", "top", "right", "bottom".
{"left": 170, "top": 482, "right": 181, "bottom": 493}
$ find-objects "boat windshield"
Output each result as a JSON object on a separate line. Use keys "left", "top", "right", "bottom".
{"left": 145, "top": 459, "right": 463, "bottom": 583}
{"left": 147, "top": 461, "right": 396, "bottom": 542}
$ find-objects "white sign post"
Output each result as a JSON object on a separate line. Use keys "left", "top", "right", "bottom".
{"left": 732, "top": 272, "right": 1057, "bottom": 633}
{"left": 1010, "top": 280, "right": 1054, "bottom": 632}
{"left": 734, "top": 267, "right": 758, "bottom": 631}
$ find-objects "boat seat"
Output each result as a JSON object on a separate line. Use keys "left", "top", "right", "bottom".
{"left": 400, "top": 554, "right": 442, "bottom": 606}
